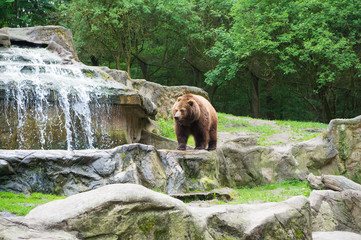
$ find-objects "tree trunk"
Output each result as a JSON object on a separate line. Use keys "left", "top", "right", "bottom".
{"left": 90, "top": 55, "right": 99, "bottom": 66}
{"left": 319, "top": 88, "right": 332, "bottom": 123}
{"left": 265, "top": 80, "right": 274, "bottom": 120}
{"left": 132, "top": 53, "right": 148, "bottom": 80}
{"left": 251, "top": 72, "right": 260, "bottom": 118}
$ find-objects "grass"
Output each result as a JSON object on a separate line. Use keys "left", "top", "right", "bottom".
{"left": 0, "top": 191, "right": 66, "bottom": 216}
{"left": 156, "top": 112, "right": 328, "bottom": 146}
{"left": 231, "top": 180, "right": 312, "bottom": 204}
{"left": 274, "top": 119, "right": 328, "bottom": 142}
{"left": 156, "top": 117, "right": 196, "bottom": 146}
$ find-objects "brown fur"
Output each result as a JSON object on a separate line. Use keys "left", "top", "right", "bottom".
{"left": 172, "top": 94, "right": 218, "bottom": 150}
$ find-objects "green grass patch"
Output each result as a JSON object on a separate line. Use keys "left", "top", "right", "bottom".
{"left": 156, "top": 118, "right": 196, "bottom": 147}
{"left": 0, "top": 191, "right": 66, "bottom": 216}
{"left": 231, "top": 180, "right": 312, "bottom": 204}
{"left": 274, "top": 119, "right": 327, "bottom": 142}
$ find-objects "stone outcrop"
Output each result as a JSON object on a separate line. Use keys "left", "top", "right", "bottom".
{"left": 0, "top": 25, "right": 79, "bottom": 64}
{"left": 0, "top": 217, "right": 77, "bottom": 240}
{"left": 0, "top": 144, "right": 224, "bottom": 195}
{"left": 313, "top": 231, "right": 361, "bottom": 240}
{"left": 189, "top": 195, "right": 312, "bottom": 240}
{"left": 309, "top": 190, "right": 361, "bottom": 233}
{"left": 0, "top": 183, "right": 312, "bottom": 240}
{"left": 307, "top": 174, "right": 361, "bottom": 191}
{"left": 2, "top": 136, "right": 361, "bottom": 196}
{"left": 326, "top": 115, "right": 361, "bottom": 182}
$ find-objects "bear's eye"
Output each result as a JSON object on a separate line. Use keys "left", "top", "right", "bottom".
{"left": 180, "top": 110, "right": 184, "bottom": 113}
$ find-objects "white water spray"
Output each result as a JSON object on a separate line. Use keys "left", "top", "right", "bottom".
{"left": 0, "top": 46, "right": 118, "bottom": 150}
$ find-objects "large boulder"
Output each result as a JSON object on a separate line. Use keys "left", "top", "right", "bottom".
{"left": 309, "top": 190, "right": 361, "bottom": 233}
{"left": 1, "top": 184, "right": 312, "bottom": 240}
{"left": 21, "top": 184, "right": 202, "bottom": 240}
{"left": 219, "top": 138, "right": 306, "bottom": 187}
{"left": 0, "top": 25, "right": 79, "bottom": 64}
{"left": 158, "top": 149, "right": 223, "bottom": 193}
{"left": 190, "top": 196, "right": 312, "bottom": 239}
{"left": 291, "top": 136, "right": 340, "bottom": 176}
{"left": 326, "top": 116, "right": 361, "bottom": 183}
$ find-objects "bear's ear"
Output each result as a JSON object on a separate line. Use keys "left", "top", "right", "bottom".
{"left": 188, "top": 100, "right": 194, "bottom": 106}
{"left": 177, "top": 97, "right": 181, "bottom": 102}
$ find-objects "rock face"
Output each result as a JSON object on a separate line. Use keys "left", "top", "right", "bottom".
{"left": 0, "top": 144, "right": 224, "bottom": 195}
{"left": 326, "top": 115, "right": 361, "bottom": 183}
{"left": 22, "top": 184, "right": 202, "bottom": 240}
{"left": 309, "top": 190, "right": 361, "bottom": 233}
{"left": 0, "top": 25, "right": 79, "bottom": 64}
{"left": 313, "top": 231, "right": 361, "bottom": 240}
{"left": 189, "top": 196, "right": 312, "bottom": 240}
{"left": 0, "top": 183, "right": 312, "bottom": 240}
{"left": 0, "top": 217, "right": 77, "bottom": 240}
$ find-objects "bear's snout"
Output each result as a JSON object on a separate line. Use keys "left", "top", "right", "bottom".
{"left": 174, "top": 115, "right": 180, "bottom": 121}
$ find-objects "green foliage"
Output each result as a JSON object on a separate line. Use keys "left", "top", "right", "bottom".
{"left": 0, "top": 0, "right": 59, "bottom": 27}
{"left": 0, "top": 191, "right": 66, "bottom": 216}
{"left": 206, "top": 0, "right": 361, "bottom": 122}
{"left": 157, "top": 118, "right": 177, "bottom": 140}
{"left": 232, "top": 181, "right": 312, "bottom": 204}
{"left": 3, "top": 0, "right": 361, "bottom": 122}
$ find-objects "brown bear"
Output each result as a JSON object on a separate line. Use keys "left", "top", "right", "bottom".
{"left": 172, "top": 94, "right": 218, "bottom": 150}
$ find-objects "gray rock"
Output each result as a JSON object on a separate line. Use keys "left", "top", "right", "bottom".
{"left": 309, "top": 189, "right": 361, "bottom": 232}
{"left": 307, "top": 173, "right": 325, "bottom": 189}
{"left": 291, "top": 136, "right": 339, "bottom": 175}
{"left": 131, "top": 78, "right": 209, "bottom": 120}
{"left": 322, "top": 174, "right": 361, "bottom": 191}
{"left": 0, "top": 144, "right": 169, "bottom": 195}
{"left": 0, "top": 160, "right": 14, "bottom": 175}
{"left": 0, "top": 217, "right": 77, "bottom": 240}
{"left": 171, "top": 187, "right": 239, "bottom": 202}
{"left": 4, "top": 184, "right": 312, "bottom": 240}
{"left": 219, "top": 140, "right": 304, "bottom": 187}
{"left": 188, "top": 195, "right": 312, "bottom": 239}
{"left": 327, "top": 115, "right": 361, "bottom": 182}
{"left": 139, "top": 130, "right": 179, "bottom": 150}
{"left": 0, "top": 144, "right": 224, "bottom": 195}
{"left": 22, "top": 183, "right": 202, "bottom": 240}
{"left": 158, "top": 149, "right": 222, "bottom": 193}
{"left": 1, "top": 26, "right": 79, "bottom": 64}
{"left": 0, "top": 29, "right": 10, "bottom": 48}
{"left": 312, "top": 231, "right": 361, "bottom": 240}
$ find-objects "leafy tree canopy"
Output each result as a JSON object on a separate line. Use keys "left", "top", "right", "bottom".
{"left": 206, "top": 0, "right": 361, "bottom": 89}
{"left": 0, "top": 0, "right": 58, "bottom": 27}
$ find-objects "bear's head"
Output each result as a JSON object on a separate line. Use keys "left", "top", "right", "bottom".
{"left": 172, "top": 95, "right": 200, "bottom": 125}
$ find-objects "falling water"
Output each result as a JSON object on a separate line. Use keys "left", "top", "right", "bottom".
{"left": 0, "top": 46, "right": 120, "bottom": 150}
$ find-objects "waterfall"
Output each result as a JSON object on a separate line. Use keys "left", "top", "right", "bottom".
{"left": 0, "top": 46, "right": 118, "bottom": 150}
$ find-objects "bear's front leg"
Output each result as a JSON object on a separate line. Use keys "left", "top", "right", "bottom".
{"left": 175, "top": 124, "right": 190, "bottom": 150}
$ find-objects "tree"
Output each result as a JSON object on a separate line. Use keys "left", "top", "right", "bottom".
{"left": 60, "top": 0, "right": 199, "bottom": 79}
{"left": 206, "top": 0, "right": 361, "bottom": 121}
{"left": 0, "top": 0, "right": 58, "bottom": 27}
